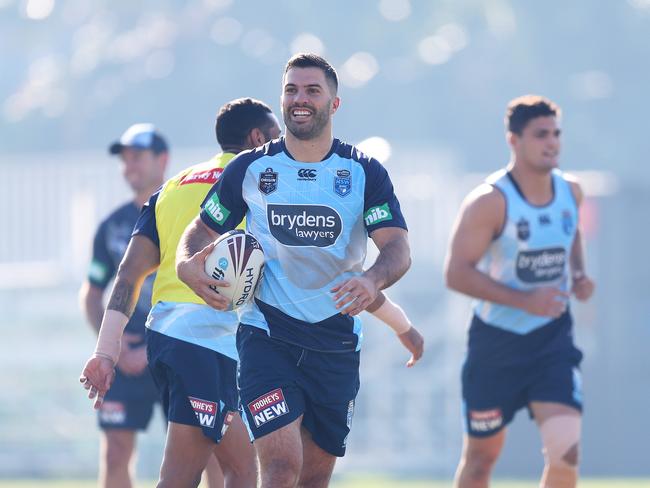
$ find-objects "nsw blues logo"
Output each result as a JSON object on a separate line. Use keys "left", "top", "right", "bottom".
{"left": 562, "top": 210, "right": 574, "bottom": 236}
{"left": 259, "top": 167, "right": 278, "bottom": 195}
{"left": 334, "top": 169, "right": 351, "bottom": 197}
{"left": 516, "top": 217, "right": 530, "bottom": 241}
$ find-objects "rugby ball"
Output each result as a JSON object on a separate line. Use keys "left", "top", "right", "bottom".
{"left": 204, "top": 230, "right": 265, "bottom": 310}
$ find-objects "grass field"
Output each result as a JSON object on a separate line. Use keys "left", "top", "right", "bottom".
{"left": 0, "top": 479, "right": 647, "bottom": 487}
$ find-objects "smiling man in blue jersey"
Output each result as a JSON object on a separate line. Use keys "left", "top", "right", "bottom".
{"left": 444, "top": 95, "right": 595, "bottom": 488}
{"left": 177, "top": 54, "right": 412, "bottom": 488}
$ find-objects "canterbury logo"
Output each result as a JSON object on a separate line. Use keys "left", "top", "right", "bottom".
{"left": 297, "top": 168, "right": 317, "bottom": 179}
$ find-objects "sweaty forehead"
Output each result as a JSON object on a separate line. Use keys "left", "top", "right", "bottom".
{"left": 283, "top": 67, "right": 327, "bottom": 87}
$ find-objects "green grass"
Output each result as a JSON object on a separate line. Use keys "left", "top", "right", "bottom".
{"left": 334, "top": 479, "right": 650, "bottom": 488}
{"left": 0, "top": 479, "right": 648, "bottom": 488}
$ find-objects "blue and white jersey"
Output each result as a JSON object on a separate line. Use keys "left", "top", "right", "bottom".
{"left": 473, "top": 168, "right": 578, "bottom": 334}
{"left": 145, "top": 302, "right": 238, "bottom": 360}
{"left": 199, "top": 137, "right": 407, "bottom": 352}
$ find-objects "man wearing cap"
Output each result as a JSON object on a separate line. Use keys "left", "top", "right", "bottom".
{"left": 79, "top": 123, "right": 168, "bottom": 488}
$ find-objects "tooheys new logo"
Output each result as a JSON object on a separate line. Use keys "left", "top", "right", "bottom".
{"left": 179, "top": 167, "right": 223, "bottom": 186}
{"left": 267, "top": 204, "right": 342, "bottom": 247}
{"left": 248, "top": 388, "right": 289, "bottom": 427}
{"left": 189, "top": 396, "right": 217, "bottom": 428}
{"left": 516, "top": 247, "right": 566, "bottom": 283}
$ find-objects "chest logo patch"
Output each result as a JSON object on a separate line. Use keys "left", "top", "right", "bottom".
{"left": 297, "top": 168, "right": 317, "bottom": 181}
{"left": 267, "top": 204, "right": 342, "bottom": 247}
{"left": 259, "top": 167, "right": 278, "bottom": 195}
{"left": 516, "top": 247, "right": 566, "bottom": 283}
{"left": 334, "top": 169, "right": 351, "bottom": 197}
{"left": 516, "top": 217, "right": 530, "bottom": 241}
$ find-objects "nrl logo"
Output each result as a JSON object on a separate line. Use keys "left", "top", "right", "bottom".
{"left": 259, "top": 167, "right": 278, "bottom": 195}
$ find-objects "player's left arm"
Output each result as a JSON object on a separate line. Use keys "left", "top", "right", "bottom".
{"left": 80, "top": 235, "right": 160, "bottom": 408}
{"left": 333, "top": 226, "right": 411, "bottom": 316}
{"left": 565, "top": 175, "right": 595, "bottom": 301}
{"left": 333, "top": 157, "right": 410, "bottom": 315}
{"left": 366, "top": 291, "right": 423, "bottom": 367}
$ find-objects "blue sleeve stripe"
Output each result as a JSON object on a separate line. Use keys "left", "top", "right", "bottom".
{"left": 132, "top": 189, "right": 160, "bottom": 247}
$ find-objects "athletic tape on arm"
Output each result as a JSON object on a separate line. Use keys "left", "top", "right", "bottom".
{"left": 93, "top": 310, "right": 130, "bottom": 364}
{"left": 371, "top": 295, "right": 412, "bottom": 334}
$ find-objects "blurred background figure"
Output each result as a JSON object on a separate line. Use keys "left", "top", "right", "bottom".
{"left": 79, "top": 123, "right": 168, "bottom": 488}
{"left": 444, "top": 96, "right": 594, "bottom": 488}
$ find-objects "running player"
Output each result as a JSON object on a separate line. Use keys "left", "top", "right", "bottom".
{"left": 444, "top": 95, "right": 595, "bottom": 488}
{"left": 79, "top": 123, "right": 167, "bottom": 488}
{"left": 80, "top": 98, "right": 279, "bottom": 488}
{"left": 176, "top": 54, "right": 412, "bottom": 488}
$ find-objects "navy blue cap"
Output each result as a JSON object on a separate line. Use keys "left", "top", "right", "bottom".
{"left": 109, "top": 123, "right": 169, "bottom": 155}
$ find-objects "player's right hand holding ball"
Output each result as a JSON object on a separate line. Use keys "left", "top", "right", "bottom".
{"left": 176, "top": 241, "right": 231, "bottom": 311}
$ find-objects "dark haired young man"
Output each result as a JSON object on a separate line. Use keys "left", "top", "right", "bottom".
{"left": 81, "top": 98, "right": 281, "bottom": 488}
{"left": 444, "top": 95, "right": 595, "bottom": 488}
{"left": 177, "top": 53, "right": 413, "bottom": 488}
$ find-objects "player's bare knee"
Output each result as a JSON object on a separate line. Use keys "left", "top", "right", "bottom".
{"left": 221, "top": 462, "right": 257, "bottom": 486}
{"left": 103, "top": 435, "right": 133, "bottom": 470}
{"left": 157, "top": 473, "right": 202, "bottom": 488}
{"left": 463, "top": 447, "right": 499, "bottom": 481}
{"left": 464, "top": 458, "right": 495, "bottom": 481}
{"left": 298, "top": 471, "right": 332, "bottom": 488}
{"left": 466, "top": 446, "right": 500, "bottom": 469}
{"left": 260, "top": 458, "right": 301, "bottom": 488}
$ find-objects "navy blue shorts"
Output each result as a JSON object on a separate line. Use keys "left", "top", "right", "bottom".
{"left": 98, "top": 355, "right": 160, "bottom": 431}
{"left": 237, "top": 324, "right": 360, "bottom": 457}
{"left": 462, "top": 313, "right": 583, "bottom": 438}
{"left": 146, "top": 329, "right": 239, "bottom": 443}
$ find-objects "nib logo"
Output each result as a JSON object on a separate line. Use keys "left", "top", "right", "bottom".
{"left": 204, "top": 193, "right": 230, "bottom": 225}
{"left": 364, "top": 203, "right": 392, "bottom": 226}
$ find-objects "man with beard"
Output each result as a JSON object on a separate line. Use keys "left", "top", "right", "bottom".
{"left": 444, "top": 95, "right": 595, "bottom": 488}
{"left": 176, "top": 53, "right": 413, "bottom": 488}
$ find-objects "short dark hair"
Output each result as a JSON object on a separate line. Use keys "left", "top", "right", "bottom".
{"left": 505, "top": 95, "right": 561, "bottom": 135}
{"left": 284, "top": 53, "right": 338, "bottom": 94}
{"left": 215, "top": 98, "right": 274, "bottom": 148}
